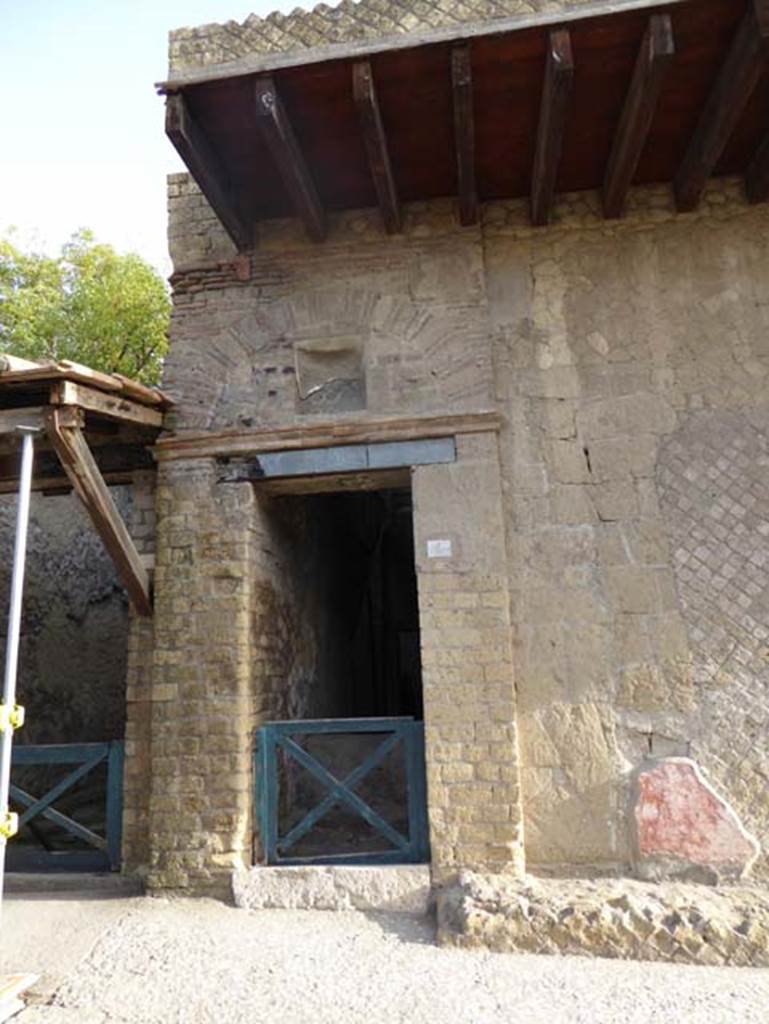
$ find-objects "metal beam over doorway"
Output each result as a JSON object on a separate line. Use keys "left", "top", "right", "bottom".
{"left": 220, "top": 437, "right": 456, "bottom": 487}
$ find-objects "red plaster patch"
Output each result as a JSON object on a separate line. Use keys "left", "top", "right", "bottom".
{"left": 634, "top": 759, "right": 759, "bottom": 875}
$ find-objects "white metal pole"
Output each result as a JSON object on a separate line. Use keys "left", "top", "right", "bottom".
{"left": 0, "top": 427, "right": 37, "bottom": 914}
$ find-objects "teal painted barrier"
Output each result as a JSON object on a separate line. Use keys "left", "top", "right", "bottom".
{"left": 8, "top": 742, "right": 124, "bottom": 872}
{"left": 255, "top": 718, "right": 429, "bottom": 866}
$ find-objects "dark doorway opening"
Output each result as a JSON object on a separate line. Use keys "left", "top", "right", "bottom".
{"left": 313, "top": 486, "right": 422, "bottom": 721}
{"left": 255, "top": 482, "right": 428, "bottom": 864}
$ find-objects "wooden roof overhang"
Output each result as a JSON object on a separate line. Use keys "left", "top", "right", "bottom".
{"left": 159, "top": 0, "right": 769, "bottom": 246}
{"left": 0, "top": 357, "right": 172, "bottom": 616}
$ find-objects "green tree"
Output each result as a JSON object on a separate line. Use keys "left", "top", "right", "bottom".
{"left": 0, "top": 230, "right": 170, "bottom": 385}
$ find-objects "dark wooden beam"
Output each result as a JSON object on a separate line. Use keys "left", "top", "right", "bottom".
{"left": 46, "top": 410, "right": 152, "bottom": 616}
{"left": 254, "top": 76, "right": 326, "bottom": 242}
{"left": 674, "top": 0, "right": 769, "bottom": 212}
{"left": 165, "top": 93, "right": 252, "bottom": 251}
{"left": 451, "top": 44, "right": 478, "bottom": 227}
{"left": 531, "top": 29, "right": 574, "bottom": 226}
{"left": 352, "top": 61, "right": 402, "bottom": 234}
{"left": 603, "top": 15, "right": 675, "bottom": 219}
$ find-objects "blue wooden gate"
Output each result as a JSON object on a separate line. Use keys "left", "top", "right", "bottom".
{"left": 255, "top": 718, "right": 429, "bottom": 865}
{"left": 8, "top": 742, "right": 124, "bottom": 872}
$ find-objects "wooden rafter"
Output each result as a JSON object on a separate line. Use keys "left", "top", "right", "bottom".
{"left": 45, "top": 410, "right": 152, "bottom": 616}
{"left": 254, "top": 76, "right": 326, "bottom": 242}
{"left": 166, "top": 93, "right": 252, "bottom": 251}
{"left": 451, "top": 43, "right": 478, "bottom": 226}
{"left": 603, "top": 14, "right": 675, "bottom": 219}
{"left": 674, "top": 0, "right": 769, "bottom": 212}
{"left": 531, "top": 29, "right": 574, "bottom": 226}
{"left": 352, "top": 61, "right": 402, "bottom": 234}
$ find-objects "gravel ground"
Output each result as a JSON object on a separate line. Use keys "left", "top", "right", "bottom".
{"left": 5, "top": 897, "right": 769, "bottom": 1024}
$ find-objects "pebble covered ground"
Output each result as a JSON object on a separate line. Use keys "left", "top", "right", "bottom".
{"left": 7, "top": 897, "right": 769, "bottom": 1024}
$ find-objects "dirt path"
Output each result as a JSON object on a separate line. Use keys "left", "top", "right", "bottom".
{"left": 3, "top": 896, "right": 769, "bottom": 1023}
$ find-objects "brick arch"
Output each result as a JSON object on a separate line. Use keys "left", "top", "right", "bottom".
{"left": 166, "top": 282, "right": 492, "bottom": 431}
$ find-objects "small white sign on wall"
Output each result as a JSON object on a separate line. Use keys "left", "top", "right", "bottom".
{"left": 427, "top": 538, "right": 453, "bottom": 559}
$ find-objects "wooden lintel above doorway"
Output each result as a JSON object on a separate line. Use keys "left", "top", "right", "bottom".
{"left": 154, "top": 409, "right": 502, "bottom": 463}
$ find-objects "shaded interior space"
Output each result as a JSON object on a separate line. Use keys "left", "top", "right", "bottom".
{"left": 263, "top": 484, "right": 425, "bottom": 861}
{"left": 0, "top": 489, "right": 129, "bottom": 870}
{"left": 8, "top": 760, "right": 110, "bottom": 869}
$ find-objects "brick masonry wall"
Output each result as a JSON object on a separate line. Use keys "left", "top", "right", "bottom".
{"left": 128, "top": 458, "right": 345, "bottom": 887}
{"left": 141, "top": 459, "right": 256, "bottom": 893}
{"left": 161, "top": 172, "right": 769, "bottom": 885}
{"left": 122, "top": 472, "right": 156, "bottom": 874}
{"left": 165, "top": 176, "right": 492, "bottom": 434}
{"left": 414, "top": 433, "right": 524, "bottom": 878}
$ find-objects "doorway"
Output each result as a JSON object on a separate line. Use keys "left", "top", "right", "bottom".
{"left": 254, "top": 483, "right": 429, "bottom": 865}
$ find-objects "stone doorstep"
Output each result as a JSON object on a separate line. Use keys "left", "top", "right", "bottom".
{"left": 232, "top": 864, "right": 432, "bottom": 916}
{"left": 4, "top": 873, "right": 144, "bottom": 900}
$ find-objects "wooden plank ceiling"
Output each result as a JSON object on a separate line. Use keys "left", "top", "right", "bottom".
{"left": 163, "top": 0, "right": 769, "bottom": 246}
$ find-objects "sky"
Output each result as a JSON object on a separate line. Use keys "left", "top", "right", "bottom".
{"left": 0, "top": 0, "right": 304, "bottom": 277}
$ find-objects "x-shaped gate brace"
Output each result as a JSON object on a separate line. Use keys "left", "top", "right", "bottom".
{"left": 9, "top": 742, "right": 124, "bottom": 871}
{"left": 255, "top": 718, "right": 429, "bottom": 866}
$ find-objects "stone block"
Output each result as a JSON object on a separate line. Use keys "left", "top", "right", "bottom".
{"left": 233, "top": 865, "right": 432, "bottom": 915}
{"left": 437, "top": 873, "right": 769, "bottom": 965}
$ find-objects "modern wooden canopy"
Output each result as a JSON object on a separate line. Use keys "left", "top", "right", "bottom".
{"left": 162, "top": 0, "right": 769, "bottom": 245}
{"left": 0, "top": 357, "right": 171, "bottom": 616}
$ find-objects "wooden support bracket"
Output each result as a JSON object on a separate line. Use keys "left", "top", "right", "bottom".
{"left": 254, "top": 76, "right": 326, "bottom": 242}
{"left": 674, "top": 0, "right": 769, "bottom": 212}
{"left": 166, "top": 92, "right": 252, "bottom": 251}
{"left": 45, "top": 410, "right": 152, "bottom": 616}
{"left": 603, "top": 14, "right": 675, "bottom": 219}
{"left": 352, "top": 60, "right": 402, "bottom": 234}
{"left": 531, "top": 29, "right": 574, "bottom": 226}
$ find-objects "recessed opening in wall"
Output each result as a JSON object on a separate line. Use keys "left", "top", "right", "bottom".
{"left": 255, "top": 482, "right": 428, "bottom": 864}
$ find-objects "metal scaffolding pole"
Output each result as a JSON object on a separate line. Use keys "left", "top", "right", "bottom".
{"left": 0, "top": 427, "right": 37, "bottom": 916}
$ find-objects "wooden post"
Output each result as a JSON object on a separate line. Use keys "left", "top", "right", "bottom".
{"left": 46, "top": 410, "right": 152, "bottom": 616}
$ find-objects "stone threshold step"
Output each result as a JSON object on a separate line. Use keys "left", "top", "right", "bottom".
{"left": 4, "top": 873, "right": 144, "bottom": 900}
{"left": 234, "top": 864, "right": 432, "bottom": 915}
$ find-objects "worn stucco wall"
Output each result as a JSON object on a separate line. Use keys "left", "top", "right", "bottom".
{"left": 487, "top": 180, "right": 769, "bottom": 877}
{"left": 0, "top": 490, "right": 129, "bottom": 745}
{"left": 161, "top": 171, "right": 768, "bottom": 884}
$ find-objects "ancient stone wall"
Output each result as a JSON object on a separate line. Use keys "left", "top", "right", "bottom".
{"left": 414, "top": 432, "right": 525, "bottom": 879}
{"left": 0, "top": 490, "right": 129, "bottom": 746}
{"left": 165, "top": 176, "right": 492, "bottom": 433}
{"left": 486, "top": 180, "right": 769, "bottom": 878}
{"left": 163, "top": 171, "right": 768, "bottom": 886}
